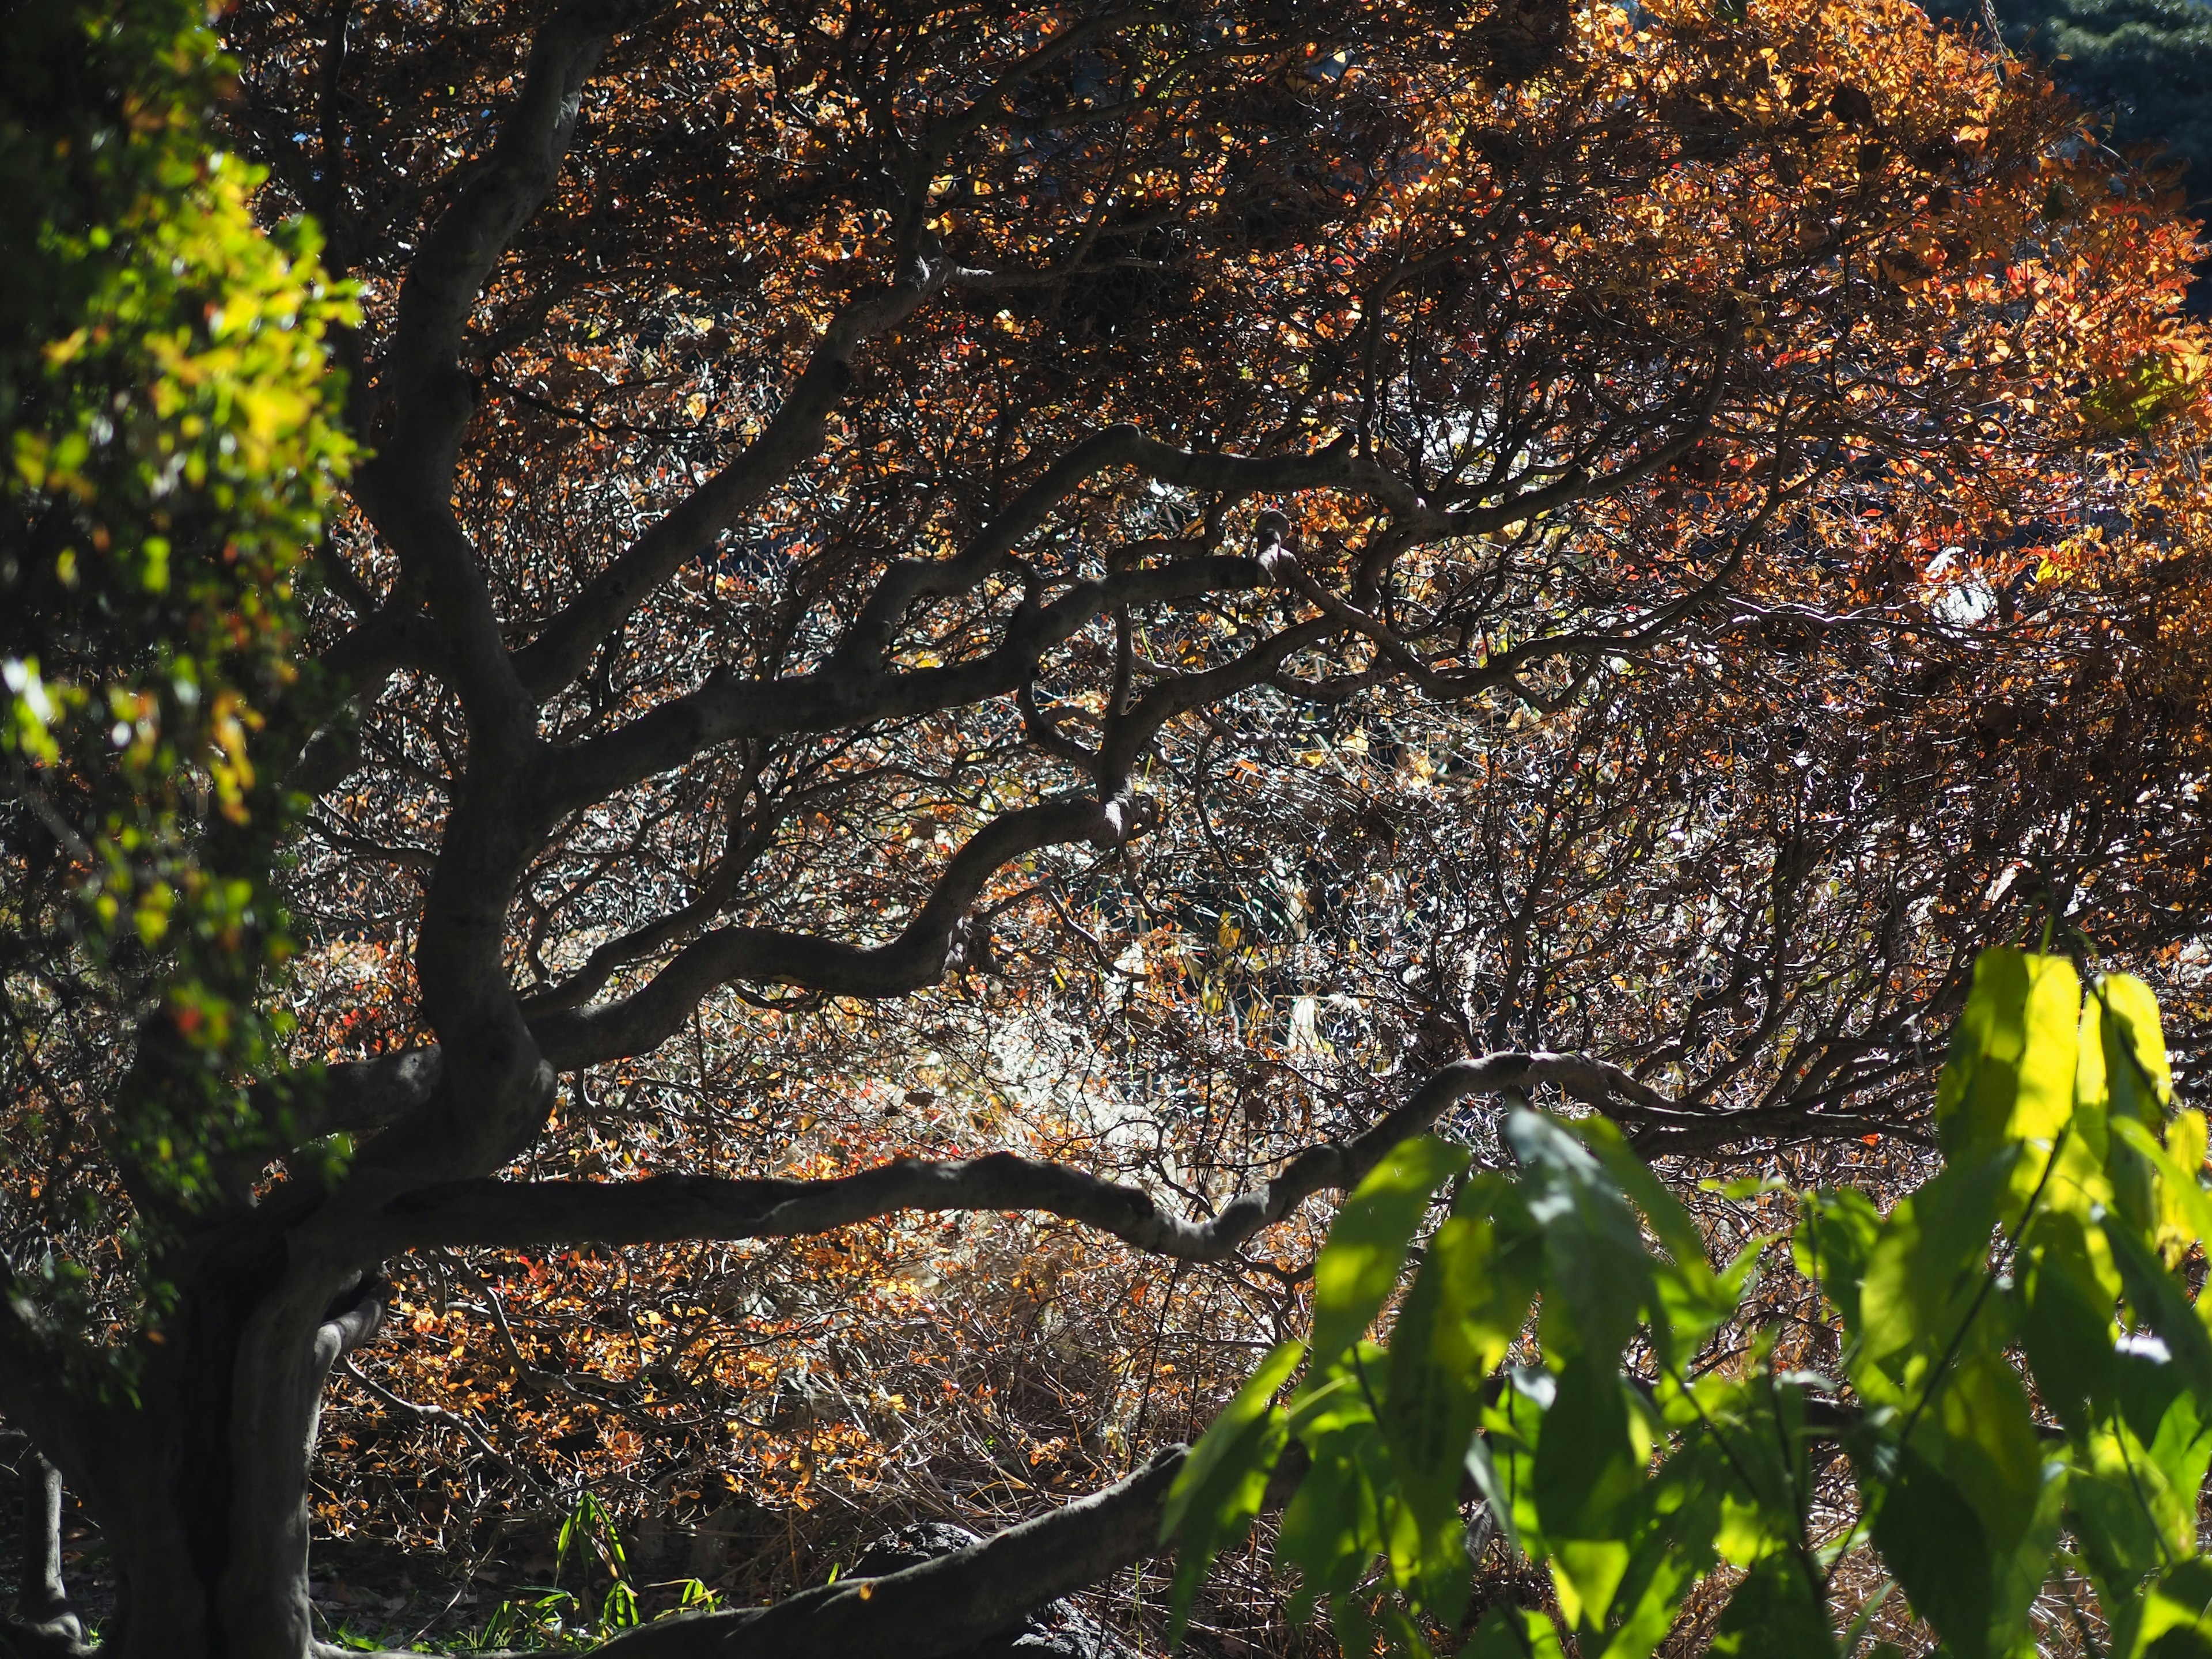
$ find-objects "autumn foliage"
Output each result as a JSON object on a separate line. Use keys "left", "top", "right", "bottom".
{"left": 1, "top": 0, "right": 2209, "bottom": 1653}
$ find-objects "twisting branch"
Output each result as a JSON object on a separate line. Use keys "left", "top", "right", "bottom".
{"left": 529, "top": 397, "right": 1744, "bottom": 820}
{"left": 527, "top": 798, "right": 1126, "bottom": 1069}
{"left": 371, "top": 1050, "right": 1694, "bottom": 1253}
{"left": 13, "top": 1452, "right": 81, "bottom": 1649}
{"left": 359, "top": 0, "right": 669, "bottom": 743}
{"left": 374, "top": 0, "right": 679, "bottom": 1176}
{"left": 589, "top": 1444, "right": 1193, "bottom": 1659}
{"left": 827, "top": 425, "right": 1162, "bottom": 677}
{"left": 512, "top": 336, "right": 879, "bottom": 701}
{"left": 251, "top": 1049, "right": 445, "bottom": 1146}
{"left": 331, "top": 1440, "right": 1317, "bottom": 1659}
{"left": 328, "top": 1438, "right": 1297, "bottom": 1659}
{"left": 537, "top": 554, "right": 1268, "bottom": 816}
{"left": 378, "top": 0, "right": 665, "bottom": 476}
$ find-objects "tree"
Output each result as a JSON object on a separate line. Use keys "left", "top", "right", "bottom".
{"left": 2, "top": 0, "right": 2209, "bottom": 1655}
{"left": 2, "top": 1, "right": 353, "bottom": 1645}
{"left": 2, "top": 0, "right": 356, "bottom": 1192}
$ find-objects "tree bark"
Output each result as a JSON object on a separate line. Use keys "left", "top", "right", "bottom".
{"left": 17, "top": 1455, "right": 74, "bottom": 1635}
{"left": 1, "top": 1222, "right": 384, "bottom": 1659}
{"left": 3, "top": 1452, "right": 86, "bottom": 1657}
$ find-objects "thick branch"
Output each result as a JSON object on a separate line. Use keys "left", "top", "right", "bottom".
{"left": 374, "top": 1051, "right": 1684, "bottom": 1252}
{"left": 828, "top": 425, "right": 1162, "bottom": 677}
{"left": 0, "top": 1282, "right": 104, "bottom": 1507}
{"left": 310, "top": 1377, "right": 2011, "bottom": 1659}
{"left": 380, "top": 0, "right": 659, "bottom": 476}
{"left": 512, "top": 344, "right": 861, "bottom": 700}
{"left": 285, "top": 603, "right": 448, "bottom": 796}
{"left": 325, "top": 1438, "right": 1272, "bottom": 1659}
{"left": 0, "top": 1611, "right": 92, "bottom": 1659}
{"left": 252, "top": 1050, "right": 444, "bottom": 1149}
{"left": 532, "top": 406, "right": 1721, "bottom": 817}
{"left": 13, "top": 1455, "right": 78, "bottom": 1643}
{"left": 363, "top": 0, "right": 664, "bottom": 734}
{"left": 528, "top": 798, "right": 1120, "bottom": 1069}
{"left": 507, "top": 9, "right": 1190, "bottom": 702}
{"left": 539, "top": 555, "right": 1266, "bottom": 816}
{"left": 592, "top": 1444, "right": 1190, "bottom": 1659}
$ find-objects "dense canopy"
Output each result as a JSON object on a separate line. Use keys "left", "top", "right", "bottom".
{"left": 1, "top": 0, "right": 2209, "bottom": 1656}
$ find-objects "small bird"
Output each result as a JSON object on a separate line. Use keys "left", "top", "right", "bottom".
{"left": 1253, "top": 510, "right": 1299, "bottom": 584}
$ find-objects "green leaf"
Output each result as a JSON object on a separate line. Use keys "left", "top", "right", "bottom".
{"left": 2109, "top": 1116, "right": 2212, "bottom": 1253}
{"left": 1865, "top": 1442, "right": 1994, "bottom": 1659}
{"left": 1446, "top": 1173, "right": 1547, "bottom": 1373}
{"left": 1465, "top": 1432, "right": 1524, "bottom": 1558}
{"left": 2097, "top": 972, "right": 2175, "bottom": 1125}
{"left": 1936, "top": 949, "right": 2080, "bottom": 1162}
{"left": 1330, "top": 1592, "right": 1380, "bottom": 1659}
{"left": 1854, "top": 1147, "right": 2015, "bottom": 1395}
{"left": 1684, "top": 1365, "right": 1813, "bottom": 1551}
{"left": 1377, "top": 1239, "right": 1478, "bottom": 1619}
{"left": 1173, "top": 947, "right": 2198, "bottom": 1659}
{"left": 1571, "top": 1113, "right": 1744, "bottom": 1362}
{"left": 2069, "top": 1419, "right": 2194, "bottom": 1600}
{"left": 1794, "top": 1186, "right": 1883, "bottom": 1331}
{"left": 2135, "top": 1368, "right": 2212, "bottom": 1524}
{"left": 1922, "top": 1349, "right": 2054, "bottom": 1556}
{"left": 1569, "top": 1112, "right": 1708, "bottom": 1271}
{"left": 1289, "top": 1349, "right": 1380, "bottom": 1440}
{"left": 1550, "top": 1537, "right": 1632, "bottom": 1633}
{"left": 1505, "top": 1109, "right": 1653, "bottom": 1363}
{"left": 1482, "top": 1373, "right": 1552, "bottom": 1558}
{"left": 1465, "top": 1605, "right": 1569, "bottom": 1659}
{"left": 1276, "top": 1421, "right": 1385, "bottom": 1623}
{"left": 2018, "top": 1209, "right": 2120, "bottom": 1437}
{"left": 1710, "top": 1551, "right": 1838, "bottom": 1659}
{"left": 1309, "top": 1136, "right": 1469, "bottom": 1365}
{"left": 2103, "top": 1219, "right": 2212, "bottom": 1401}
{"left": 1982, "top": 1457, "right": 2069, "bottom": 1658}
{"left": 2118, "top": 1559, "right": 2212, "bottom": 1659}
{"left": 1533, "top": 1354, "right": 1641, "bottom": 1540}
{"left": 2077, "top": 1334, "right": 2212, "bottom": 1591}
{"left": 1161, "top": 1337, "right": 1304, "bottom": 1641}
{"left": 1381, "top": 1198, "right": 1541, "bottom": 1623}
{"left": 1592, "top": 1474, "right": 1719, "bottom": 1659}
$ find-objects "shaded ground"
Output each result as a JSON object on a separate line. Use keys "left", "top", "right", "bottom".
{"left": 0, "top": 1441, "right": 1165, "bottom": 1655}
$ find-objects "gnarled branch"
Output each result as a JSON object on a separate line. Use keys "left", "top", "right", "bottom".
{"left": 537, "top": 554, "right": 1269, "bottom": 817}
{"left": 528, "top": 798, "right": 1124, "bottom": 1069}
{"left": 592, "top": 1442, "right": 1191, "bottom": 1659}
{"left": 372, "top": 1050, "right": 1688, "bottom": 1253}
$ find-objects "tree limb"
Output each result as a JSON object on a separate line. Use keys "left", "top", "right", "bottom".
{"left": 593, "top": 1443, "right": 1191, "bottom": 1659}
{"left": 511, "top": 344, "right": 862, "bottom": 700}
{"left": 372, "top": 1050, "right": 1688, "bottom": 1253}
{"left": 527, "top": 798, "right": 1124, "bottom": 1069}
{"left": 362, "top": 0, "right": 665, "bottom": 736}
{"left": 13, "top": 1454, "right": 79, "bottom": 1647}
{"left": 538, "top": 555, "right": 1267, "bottom": 817}
{"left": 379, "top": 0, "right": 663, "bottom": 480}
{"left": 252, "top": 1049, "right": 444, "bottom": 1147}
{"left": 320, "top": 1438, "right": 1238, "bottom": 1659}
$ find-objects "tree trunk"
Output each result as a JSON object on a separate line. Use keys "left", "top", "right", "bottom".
{"left": 34, "top": 1231, "right": 381, "bottom": 1659}
{"left": 18, "top": 1455, "right": 77, "bottom": 1635}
